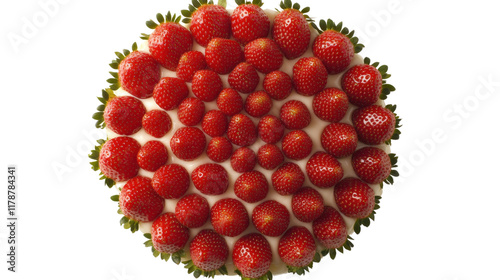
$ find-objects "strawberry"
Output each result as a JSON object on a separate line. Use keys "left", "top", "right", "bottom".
{"left": 306, "top": 152, "right": 343, "bottom": 188}
{"left": 232, "top": 233, "right": 272, "bottom": 279}
{"left": 228, "top": 62, "right": 259, "bottom": 94}
{"left": 312, "top": 88, "right": 349, "bottom": 123}
{"left": 175, "top": 193, "right": 210, "bottom": 228}
{"left": 352, "top": 147, "right": 392, "bottom": 184}
{"left": 272, "top": 1, "right": 311, "bottom": 59}
{"left": 207, "top": 137, "right": 233, "bottom": 163}
{"left": 191, "top": 70, "right": 223, "bottom": 102}
{"left": 271, "top": 162, "right": 305, "bottom": 196}
{"left": 231, "top": 0, "right": 270, "bottom": 45}
{"left": 244, "top": 38, "right": 283, "bottom": 74}
{"left": 280, "top": 100, "right": 311, "bottom": 129}
{"left": 153, "top": 77, "right": 189, "bottom": 110}
{"left": 205, "top": 38, "right": 244, "bottom": 74}
{"left": 258, "top": 115, "right": 285, "bottom": 144}
{"left": 216, "top": 88, "right": 244, "bottom": 116}
{"left": 151, "top": 212, "right": 189, "bottom": 254}
{"left": 183, "top": 1, "right": 231, "bottom": 47}
{"left": 234, "top": 171, "right": 269, "bottom": 203}
{"left": 341, "top": 64, "right": 382, "bottom": 107}
{"left": 252, "top": 200, "right": 289, "bottom": 237}
{"left": 334, "top": 177, "right": 375, "bottom": 219}
{"left": 320, "top": 123, "right": 358, "bottom": 158}
{"left": 210, "top": 198, "right": 249, "bottom": 237}
{"left": 119, "top": 176, "right": 164, "bottom": 222}
{"left": 231, "top": 147, "right": 257, "bottom": 173}
{"left": 257, "top": 144, "right": 284, "bottom": 170}
{"left": 227, "top": 114, "right": 258, "bottom": 147}
{"left": 142, "top": 109, "right": 172, "bottom": 138}
{"left": 188, "top": 229, "right": 229, "bottom": 274}
{"left": 177, "top": 97, "right": 205, "bottom": 126}
{"left": 152, "top": 164, "right": 190, "bottom": 199}
{"left": 202, "top": 110, "right": 228, "bottom": 137}
{"left": 176, "top": 50, "right": 207, "bottom": 82}
{"left": 263, "top": 70, "right": 293, "bottom": 100}
{"left": 104, "top": 96, "right": 146, "bottom": 135}
{"left": 136, "top": 140, "right": 169, "bottom": 172}
{"left": 312, "top": 206, "right": 347, "bottom": 249}
{"left": 293, "top": 57, "right": 328, "bottom": 96}
{"left": 99, "top": 137, "right": 141, "bottom": 181}
{"left": 278, "top": 226, "right": 316, "bottom": 269}
{"left": 282, "top": 130, "right": 312, "bottom": 160}
{"left": 352, "top": 105, "right": 396, "bottom": 145}
{"left": 244, "top": 91, "right": 273, "bottom": 118}
{"left": 170, "top": 127, "right": 206, "bottom": 161}
{"left": 291, "top": 186, "right": 324, "bottom": 222}
{"left": 191, "top": 163, "right": 229, "bottom": 195}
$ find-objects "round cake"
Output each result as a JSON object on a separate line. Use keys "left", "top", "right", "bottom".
{"left": 90, "top": 0, "right": 401, "bottom": 278}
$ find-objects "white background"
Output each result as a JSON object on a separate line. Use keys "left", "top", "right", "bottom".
{"left": 1, "top": 0, "right": 500, "bottom": 279}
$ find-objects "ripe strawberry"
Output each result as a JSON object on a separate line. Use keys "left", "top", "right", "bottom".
{"left": 258, "top": 115, "right": 285, "bottom": 144}
{"left": 252, "top": 200, "right": 289, "bottom": 237}
{"left": 352, "top": 105, "right": 396, "bottom": 145}
{"left": 293, "top": 57, "right": 328, "bottom": 96}
{"left": 232, "top": 233, "right": 272, "bottom": 279}
{"left": 207, "top": 137, "right": 233, "bottom": 163}
{"left": 104, "top": 96, "right": 145, "bottom": 135}
{"left": 282, "top": 130, "right": 312, "bottom": 160}
{"left": 234, "top": 171, "right": 269, "bottom": 203}
{"left": 205, "top": 38, "right": 244, "bottom": 74}
{"left": 352, "top": 147, "right": 391, "bottom": 184}
{"left": 312, "top": 206, "right": 347, "bottom": 249}
{"left": 280, "top": 100, "right": 311, "bottom": 129}
{"left": 320, "top": 123, "right": 358, "bottom": 158}
{"left": 184, "top": 2, "right": 231, "bottom": 47}
{"left": 136, "top": 140, "right": 169, "bottom": 172}
{"left": 151, "top": 212, "right": 189, "bottom": 254}
{"left": 191, "top": 163, "right": 229, "bottom": 195}
{"left": 272, "top": 2, "right": 311, "bottom": 59}
{"left": 152, "top": 164, "right": 190, "bottom": 199}
{"left": 306, "top": 152, "right": 343, "bottom": 188}
{"left": 341, "top": 64, "right": 382, "bottom": 107}
{"left": 257, "top": 144, "right": 284, "bottom": 170}
{"left": 202, "top": 110, "right": 228, "bottom": 137}
{"left": 99, "top": 137, "right": 141, "bottom": 181}
{"left": 263, "top": 70, "right": 293, "bottom": 100}
{"left": 231, "top": 1, "right": 270, "bottom": 45}
{"left": 176, "top": 50, "right": 207, "bottom": 82}
{"left": 153, "top": 77, "right": 189, "bottom": 110}
{"left": 119, "top": 176, "right": 164, "bottom": 222}
{"left": 312, "top": 88, "right": 349, "bottom": 123}
{"left": 244, "top": 38, "right": 283, "bottom": 74}
{"left": 278, "top": 226, "right": 316, "bottom": 269}
{"left": 334, "top": 177, "right": 375, "bottom": 219}
{"left": 142, "top": 109, "right": 172, "bottom": 138}
{"left": 216, "top": 88, "right": 244, "bottom": 116}
{"left": 244, "top": 91, "right": 273, "bottom": 118}
{"left": 228, "top": 62, "right": 259, "bottom": 94}
{"left": 191, "top": 70, "right": 223, "bottom": 102}
{"left": 271, "top": 162, "right": 305, "bottom": 195}
{"left": 189, "top": 229, "right": 229, "bottom": 272}
{"left": 175, "top": 193, "right": 210, "bottom": 228}
{"left": 231, "top": 147, "right": 257, "bottom": 173}
{"left": 118, "top": 51, "right": 161, "bottom": 99}
{"left": 210, "top": 198, "right": 249, "bottom": 237}
{"left": 227, "top": 114, "right": 258, "bottom": 147}
{"left": 170, "top": 127, "right": 206, "bottom": 161}
{"left": 177, "top": 97, "right": 205, "bottom": 126}
{"left": 292, "top": 186, "right": 324, "bottom": 222}
{"left": 312, "top": 31, "right": 353, "bottom": 75}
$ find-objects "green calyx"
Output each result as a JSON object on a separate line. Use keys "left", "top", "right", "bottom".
{"left": 312, "top": 19, "right": 365, "bottom": 54}
{"left": 108, "top": 42, "right": 138, "bottom": 90}
{"left": 385, "top": 104, "right": 402, "bottom": 144}
{"left": 112, "top": 197, "right": 140, "bottom": 233}
{"left": 181, "top": 0, "right": 217, "bottom": 24}
{"left": 353, "top": 196, "right": 381, "bottom": 234}
{"left": 235, "top": 0, "right": 263, "bottom": 6}
{"left": 382, "top": 153, "right": 399, "bottom": 188}
{"left": 92, "top": 88, "right": 115, "bottom": 129}
{"left": 89, "top": 139, "right": 115, "bottom": 188}
{"left": 363, "top": 57, "right": 396, "bottom": 100}
{"left": 140, "top": 12, "right": 182, "bottom": 40}
{"left": 143, "top": 233, "right": 185, "bottom": 264}
{"left": 235, "top": 270, "right": 273, "bottom": 280}
{"left": 285, "top": 250, "right": 323, "bottom": 275}
{"left": 319, "top": 235, "right": 354, "bottom": 261}
{"left": 277, "top": 0, "right": 312, "bottom": 23}
{"left": 182, "top": 260, "right": 228, "bottom": 278}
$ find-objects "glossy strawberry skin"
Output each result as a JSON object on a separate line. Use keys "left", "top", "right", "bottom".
{"left": 207, "top": 137, "right": 233, "bottom": 163}
{"left": 190, "top": 4, "right": 231, "bottom": 47}
{"left": 244, "top": 91, "right": 273, "bottom": 118}
{"left": 202, "top": 110, "right": 229, "bottom": 138}
{"left": 99, "top": 137, "right": 141, "bottom": 182}
{"left": 320, "top": 123, "right": 358, "bottom": 158}
{"left": 176, "top": 50, "right": 207, "bottom": 82}
{"left": 217, "top": 88, "right": 244, "bottom": 116}
{"left": 191, "top": 70, "right": 223, "bottom": 102}
{"left": 312, "top": 87, "right": 349, "bottom": 123}
{"left": 244, "top": 38, "right": 283, "bottom": 74}
{"left": 258, "top": 115, "right": 285, "bottom": 144}
{"left": 177, "top": 97, "right": 205, "bottom": 126}
{"left": 312, "top": 206, "right": 347, "bottom": 249}
{"left": 153, "top": 77, "right": 189, "bottom": 110}
{"left": 231, "top": 4, "right": 270, "bottom": 45}
{"left": 313, "top": 30, "right": 354, "bottom": 74}
{"left": 210, "top": 198, "right": 249, "bottom": 237}
{"left": 252, "top": 200, "right": 290, "bottom": 237}
{"left": 119, "top": 51, "right": 161, "bottom": 99}
{"left": 227, "top": 114, "right": 258, "bottom": 147}
{"left": 232, "top": 233, "right": 272, "bottom": 279}
{"left": 152, "top": 164, "right": 190, "bottom": 199}
{"left": 228, "top": 62, "right": 260, "bottom": 94}
{"left": 257, "top": 144, "right": 284, "bottom": 170}
{"left": 352, "top": 147, "right": 391, "bottom": 184}
{"left": 148, "top": 22, "right": 193, "bottom": 71}
{"left": 189, "top": 229, "right": 229, "bottom": 271}
{"left": 291, "top": 186, "right": 324, "bottom": 222}
{"left": 306, "top": 152, "right": 344, "bottom": 188}
{"left": 293, "top": 57, "right": 328, "bottom": 96}
{"left": 341, "top": 64, "right": 383, "bottom": 107}
{"left": 271, "top": 162, "right": 305, "bottom": 196}
{"left": 205, "top": 38, "right": 244, "bottom": 74}
{"left": 142, "top": 110, "right": 172, "bottom": 138}
{"left": 231, "top": 147, "right": 257, "bottom": 173}
{"left": 334, "top": 177, "right": 375, "bottom": 219}
{"left": 278, "top": 226, "right": 316, "bottom": 268}
{"left": 136, "top": 140, "right": 168, "bottom": 172}
{"left": 191, "top": 163, "right": 229, "bottom": 196}
{"left": 234, "top": 171, "right": 269, "bottom": 203}
{"left": 282, "top": 130, "right": 312, "bottom": 160}
{"left": 170, "top": 126, "right": 206, "bottom": 161}
{"left": 151, "top": 212, "right": 189, "bottom": 254}
{"left": 119, "top": 176, "right": 164, "bottom": 222}
{"left": 280, "top": 100, "right": 311, "bottom": 130}
{"left": 352, "top": 105, "right": 396, "bottom": 145}
{"left": 263, "top": 70, "right": 293, "bottom": 100}
{"left": 175, "top": 193, "right": 210, "bottom": 228}
{"left": 104, "top": 96, "right": 145, "bottom": 135}
{"left": 272, "top": 9, "right": 310, "bottom": 59}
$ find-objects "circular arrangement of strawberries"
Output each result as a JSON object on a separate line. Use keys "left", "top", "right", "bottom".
{"left": 90, "top": 0, "right": 402, "bottom": 279}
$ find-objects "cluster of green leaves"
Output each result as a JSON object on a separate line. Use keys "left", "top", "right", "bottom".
{"left": 353, "top": 196, "right": 382, "bottom": 234}
{"left": 183, "top": 260, "right": 228, "bottom": 278}
{"left": 143, "top": 233, "right": 185, "bottom": 264}
{"left": 278, "top": 0, "right": 312, "bottom": 22}
{"left": 311, "top": 19, "right": 364, "bottom": 53}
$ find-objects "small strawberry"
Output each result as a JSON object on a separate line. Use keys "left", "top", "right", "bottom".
{"left": 244, "top": 38, "right": 283, "bottom": 74}
{"left": 280, "top": 100, "right": 311, "bottom": 130}
{"left": 282, "top": 130, "right": 312, "bottom": 160}
{"left": 257, "top": 144, "right": 284, "bottom": 170}
{"left": 151, "top": 212, "right": 189, "bottom": 254}
{"left": 312, "top": 206, "right": 347, "bottom": 249}
{"left": 153, "top": 77, "right": 189, "bottom": 110}
{"left": 137, "top": 140, "right": 169, "bottom": 172}
{"left": 291, "top": 186, "right": 324, "bottom": 222}
{"left": 271, "top": 162, "right": 305, "bottom": 196}
{"left": 231, "top": 147, "right": 257, "bottom": 173}
{"left": 170, "top": 127, "right": 206, "bottom": 161}
{"left": 334, "top": 177, "right": 375, "bottom": 219}
{"left": 227, "top": 114, "right": 258, "bottom": 147}
{"left": 258, "top": 115, "right": 285, "bottom": 144}
{"left": 210, "top": 198, "right": 249, "bottom": 237}
{"left": 252, "top": 200, "right": 289, "bottom": 237}
{"left": 177, "top": 97, "right": 205, "bottom": 126}
{"left": 341, "top": 64, "right": 382, "bottom": 107}
{"left": 232, "top": 233, "right": 272, "bottom": 279}
{"left": 272, "top": 1, "right": 311, "bottom": 59}
{"left": 207, "top": 137, "right": 233, "bottom": 163}
{"left": 191, "top": 70, "right": 223, "bottom": 102}
{"left": 352, "top": 105, "right": 396, "bottom": 145}
{"left": 152, "top": 164, "right": 190, "bottom": 199}
{"left": 205, "top": 38, "right": 244, "bottom": 74}
{"left": 216, "top": 88, "right": 244, "bottom": 116}
{"left": 175, "top": 193, "right": 210, "bottom": 228}
{"left": 142, "top": 110, "right": 172, "bottom": 138}
{"left": 176, "top": 50, "right": 207, "bottom": 82}
{"left": 119, "top": 176, "right": 164, "bottom": 222}
{"left": 352, "top": 147, "right": 392, "bottom": 184}
{"left": 228, "top": 62, "right": 259, "bottom": 94}
{"left": 191, "top": 163, "right": 229, "bottom": 195}
{"left": 231, "top": 0, "right": 270, "bottom": 45}
{"left": 278, "top": 226, "right": 316, "bottom": 270}
{"left": 306, "top": 152, "right": 343, "bottom": 188}
{"left": 312, "top": 88, "right": 349, "bottom": 123}
{"left": 104, "top": 96, "right": 146, "bottom": 135}
{"left": 99, "top": 137, "right": 141, "bottom": 181}
{"left": 234, "top": 171, "right": 269, "bottom": 203}
{"left": 182, "top": 1, "right": 231, "bottom": 47}
{"left": 263, "top": 70, "right": 293, "bottom": 100}
{"left": 293, "top": 57, "right": 328, "bottom": 96}
{"left": 202, "top": 110, "right": 228, "bottom": 137}
{"left": 320, "top": 123, "right": 358, "bottom": 158}
{"left": 244, "top": 91, "right": 273, "bottom": 118}
{"left": 188, "top": 229, "right": 229, "bottom": 275}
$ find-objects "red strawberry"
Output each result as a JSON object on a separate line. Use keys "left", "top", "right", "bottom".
{"left": 257, "top": 144, "right": 284, "bottom": 170}
{"left": 352, "top": 105, "right": 396, "bottom": 145}
{"left": 136, "top": 140, "right": 169, "bottom": 172}
{"left": 352, "top": 147, "right": 391, "bottom": 184}
{"left": 293, "top": 57, "right": 328, "bottom": 96}
{"left": 228, "top": 62, "right": 259, "bottom": 94}
{"left": 282, "top": 130, "right": 312, "bottom": 160}
{"left": 280, "top": 100, "right": 311, "bottom": 129}
{"left": 216, "top": 88, "right": 244, "bottom": 116}
{"left": 263, "top": 70, "right": 293, "bottom": 100}
{"left": 272, "top": 3, "right": 311, "bottom": 59}
{"left": 232, "top": 233, "right": 272, "bottom": 279}
{"left": 191, "top": 70, "right": 223, "bottom": 102}
{"left": 176, "top": 50, "right": 207, "bottom": 82}
{"left": 227, "top": 114, "right": 258, "bottom": 147}
{"left": 320, "top": 123, "right": 358, "bottom": 158}
{"left": 271, "top": 162, "right": 305, "bottom": 196}
{"left": 207, "top": 137, "right": 233, "bottom": 163}
{"left": 152, "top": 164, "right": 190, "bottom": 199}
{"left": 175, "top": 193, "right": 210, "bottom": 228}
{"left": 202, "top": 110, "right": 228, "bottom": 137}
{"left": 151, "top": 212, "right": 189, "bottom": 253}
{"left": 244, "top": 91, "right": 273, "bottom": 118}
{"left": 191, "top": 163, "right": 229, "bottom": 195}
{"left": 312, "top": 88, "right": 349, "bottom": 123}
{"left": 231, "top": 1, "right": 270, "bottom": 45}
{"left": 205, "top": 38, "right": 244, "bottom": 74}
{"left": 118, "top": 51, "right": 161, "bottom": 99}
{"left": 231, "top": 147, "right": 257, "bottom": 173}
{"left": 306, "top": 152, "right": 343, "bottom": 188}
{"left": 258, "top": 115, "right": 285, "bottom": 144}
{"left": 341, "top": 64, "right": 382, "bottom": 107}
{"left": 210, "top": 198, "right": 249, "bottom": 237}
{"left": 153, "top": 77, "right": 189, "bottom": 110}
{"left": 252, "top": 200, "right": 289, "bottom": 237}
{"left": 177, "top": 97, "right": 205, "bottom": 126}
{"left": 234, "top": 171, "right": 269, "bottom": 203}
{"left": 244, "top": 38, "right": 283, "bottom": 74}
{"left": 189, "top": 229, "right": 229, "bottom": 272}
{"left": 185, "top": 3, "right": 231, "bottom": 47}
{"left": 119, "top": 176, "right": 164, "bottom": 222}
{"left": 142, "top": 109, "right": 172, "bottom": 138}
{"left": 104, "top": 96, "right": 146, "bottom": 135}
{"left": 313, "top": 30, "right": 353, "bottom": 74}
{"left": 291, "top": 186, "right": 324, "bottom": 222}
{"left": 278, "top": 226, "right": 316, "bottom": 269}
{"left": 170, "top": 127, "right": 206, "bottom": 161}
{"left": 99, "top": 137, "right": 140, "bottom": 181}
{"left": 312, "top": 206, "right": 347, "bottom": 249}
{"left": 334, "top": 177, "right": 375, "bottom": 219}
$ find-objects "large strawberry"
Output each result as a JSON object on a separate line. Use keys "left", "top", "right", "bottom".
{"left": 351, "top": 104, "right": 396, "bottom": 145}
{"left": 104, "top": 95, "right": 146, "bottom": 136}
{"left": 320, "top": 123, "right": 358, "bottom": 158}
{"left": 232, "top": 233, "right": 272, "bottom": 279}
{"left": 170, "top": 127, "right": 206, "bottom": 161}
{"left": 227, "top": 114, "right": 258, "bottom": 147}
{"left": 244, "top": 38, "right": 283, "bottom": 74}
{"left": 293, "top": 57, "right": 328, "bottom": 96}
{"left": 136, "top": 140, "right": 169, "bottom": 172}
{"left": 278, "top": 226, "right": 316, "bottom": 273}
{"left": 153, "top": 77, "right": 189, "bottom": 111}
{"left": 182, "top": 0, "right": 231, "bottom": 47}
{"left": 272, "top": 1, "right": 311, "bottom": 59}
{"left": 210, "top": 198, "right": 249, "bottom": 237}
{"left": 99, "top": 137, "right": 141, "bottom": 182}
{"left": 352, "top": 147, "right": 392, "bottom": 184}
{"left": 205, "top": 38, "right": 244, "bottom": 74}
{"left": 151, "top": 212, "right": 190, "bottom": 254}
{"left": 271, "top": 162, "right": 305, "bottom": 196}
{"left": 234, "top": 171, "right": 269, "bottom": 203}
{"left": 306, "top": 152, "right": 344, "bottom": 188}
{"left": 231, "top": 0, "right": 270, "bottom": 45}
{"left": 252, "top": 200, "right": 290, "bottom": 237}
{"left": 334, "top": 177, "right": 375, "bottom": 219}
{"left": 312, "top": 87, "right": 349, "bottom": 123}
{"left": 152, "top": 164, "right": 190, "bottom": 199}
{"left": 175, "top": 193, "right": 210, "bottom": 228}
{"left": 142, "top": 109, "right": 172, "bottom": 138}
{"left": 185, "top": 229, "right": 229, "bottom": 277}
{"left": 191, "top": 163, "right": 229, "bottom": 195}
{"left": 230, "top": 147, "right": 257, "bottom": 173}
{"left": 291, "top": 186, "right": 324, "bottom": 222}
{"left": 119, "top": 176, "right": 165, "bottom": 222}
{"left": 312, "top": 206, "right": 347, "bottom": 249}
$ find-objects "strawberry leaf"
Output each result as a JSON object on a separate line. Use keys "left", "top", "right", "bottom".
{"left": 218, "top": 0, "right": 227, "bottom": 8}
{"left": 353, "top": 196, "right": 382, "bottom": 234}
